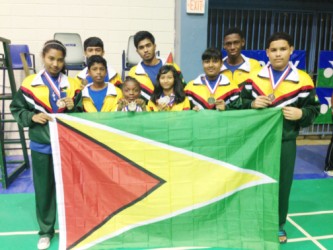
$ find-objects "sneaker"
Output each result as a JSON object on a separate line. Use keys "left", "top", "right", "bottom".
{"left": 278, "top": 229, "right": 287, "bottom": 244}
{"left": 326, "top": 170, "right": 333, "bottom": 177}
{"left": 37, "top": 237, "right": 50, "bottom": 250}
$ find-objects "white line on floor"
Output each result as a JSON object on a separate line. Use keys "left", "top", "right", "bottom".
{"left": 289, "top": 235, "right": 333, "bottom": 243}
{"left": 0, "top": 230, "right": 59, "bottom": 236}
{"left": 287, "top": 216, "right": 327, "bottom": 250}
{"left": 288, "top": 210, "right": 333, "bottom": 217}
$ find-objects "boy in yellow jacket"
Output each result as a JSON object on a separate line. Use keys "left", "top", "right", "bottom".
{"left": 79, "top": 55, "right": 122, "bottom": 112}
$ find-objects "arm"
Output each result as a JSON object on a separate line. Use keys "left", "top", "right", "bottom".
{"left": 226, "top": 96, "right": 242, "bottom": 110}
{"left": 65, "top": 79, "right": 83, "bottom": 113}
{"left": 10, "top": 89, "right": 52, "bottom": 127}
{"left": 240, "top": 80, "right": 255, "bottom": 109}
{"left": 282, "top": 73, "right": 320, "bottom": 126}
{"left": 296, "top": 88, "right": 320, "bottom": 127}
{"left": 72, "top": 91, "right": 84, "bottom": 112}
{"left": 135, "top": 98, "right": 146, "bottom": 111}
{"left": 240, "top": 80, "right": 271, "bottom": 109}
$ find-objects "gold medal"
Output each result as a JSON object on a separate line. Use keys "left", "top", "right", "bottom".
{"left": 207, "top": 97, "right": 216, "bottom": 104}
{"left": 127, "top": 101, "right": 137, "bottom": 111}
{"left": 268, "top": 94, "right": 275, "bottom": 101}
{"left": 56, "top": 99, "right": 66, "bottom": 108}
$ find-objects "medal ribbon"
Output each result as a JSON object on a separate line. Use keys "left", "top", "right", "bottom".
{"left": 202, "top": 74, "right": 222, "bottom": 97}
{"left": 161, "top": 93, "right": 175, "bottom": 107}
{"left": 268, "top": 64, "right": 291, "bottom": 90}
{"left": 124, "top": 104, "right": 138, "bottom": 112}
{"left": 43, "top": 71, "right": 62, "bottom": 100}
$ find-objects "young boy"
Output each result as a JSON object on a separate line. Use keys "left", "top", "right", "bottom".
{"left": 79, "top": 55, "right": 122, "bottom": 112}
{"left": 117, "top": 76, "right": 146, "bottom": 111}
{"left": 128, "top": 31, "right": 185, "bottom": 103}
{"left": 240, "top": 32, "right": 320, "bottom": 243}
{"left": 221, "top": 27, "right": 261, "bottom": 87}
{"left": 76, "top": 37, "right": 122, "bottom": 88}
{"left": 185, "top": 48, "right": 241, "bottom": 111}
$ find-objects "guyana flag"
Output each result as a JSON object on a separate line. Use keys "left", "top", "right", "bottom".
{"left": 49, "top": 109, "right": 282, "bottom": 250}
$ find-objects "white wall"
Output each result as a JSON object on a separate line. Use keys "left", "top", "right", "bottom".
{"left": 0, "top": 0, "right": 176, "bottom": 155}
{"left": 0, "top": 0, "right": 176, "bottom": 80}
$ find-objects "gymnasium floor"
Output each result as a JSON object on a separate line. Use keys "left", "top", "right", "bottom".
{"left": 0, "top": 142, "right": 332, "bottom": 250}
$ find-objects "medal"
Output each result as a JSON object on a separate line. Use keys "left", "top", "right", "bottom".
{"left": 207, "top": 97, "right": 216, "bottom": 104}
{"left": 43, "top": 71, "right": 67, "bottom": 109}
{"left": 127, "top": 101, "right": 137, "bottom": 111}
{"left": 56, "top": 99, "right": 66, "bottom": 108}
{"left": 158, "top": 96, "right": 170, "bottom": 106}
{"left": 202, "top": 75, "right": 222, "bottom": 106}
{"left": 268, "top": 94, "right": 275, "bottom": 101}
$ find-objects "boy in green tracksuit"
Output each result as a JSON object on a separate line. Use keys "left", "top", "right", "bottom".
{"left": 240, "top": 32, "right": 320, "bottom": 244}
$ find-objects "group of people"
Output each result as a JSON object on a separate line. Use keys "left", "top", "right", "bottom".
{"left": 10, "top": 28, "right": 320, "bottom": 249}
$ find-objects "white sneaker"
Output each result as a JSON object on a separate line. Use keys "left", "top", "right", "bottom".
{"left": 326, "top": 170, "right": 333, "bottom": 177}
{"left": 37, "top": 237, "right": 50, "bottom": 250}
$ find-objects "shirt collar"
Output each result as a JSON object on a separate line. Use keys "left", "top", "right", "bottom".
{"left": 135, "top": 56, "right": 165, "bottom": 74}
{"left": 31, "top": 70, "right": 70, "bottom": 88}
{"left": 258, "top": 62, "right": 299, "bottom": 82}
{"left": 82, "top": 82, "right": 117, "bottom": 98}
{"left": 193, "top": 74, "right": 231, "bottom": 86}
{"left": 221, "top": 53, "right": 251, "bottom": 72}
{"left": 77, "top": 66, "right": 117, "bottom": 80}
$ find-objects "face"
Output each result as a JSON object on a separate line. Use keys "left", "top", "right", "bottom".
{"left": 223, "top": 33, "right": 245, "bottom": 59}
{"left": 159, "top": 71, "right": 175, "bottom": 91}
{"left": 136, "top": 38, "right": 156, "bottom": 62}
{"left": 88, "top": 63, "right": 107, "bottom": 85}
{"left": 43, "top": 48, "right": 65, "bottom": 76}
{"left": 266, "top": 39, "right": 293, "bottom": 71}
{"left": 203, "top": 58, "right": 223, "bottom": 80}
{"left": 122, "top": 81, "right": 141, "bottom": 101}
{"left": 85, "top": 47, "right": 104, "bottom": 58}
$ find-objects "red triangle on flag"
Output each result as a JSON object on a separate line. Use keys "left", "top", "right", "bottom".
{"left": 56, "top": 121, "right": 164, "bottom": 249}
{"left": 166, "top": 52, "right": 173, "bottom": 64}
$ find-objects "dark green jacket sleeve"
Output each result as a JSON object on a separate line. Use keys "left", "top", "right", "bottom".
{"left": 10, "top": 89, "right": 35, "bottom": 128}
{"left": 298, "top": 88, "right": 320, "bottom": 128}
{"left": 226, "top": 94, "right": 242, "bottom": 110}
{"left": 240, "top": 80, "right": 254, "bottom": 109}
{"left": 73, "top": 91, "right": 84, "bottom": 112}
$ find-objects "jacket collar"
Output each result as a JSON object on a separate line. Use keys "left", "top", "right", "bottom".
{"left": 82, "top": 82, "right": 117, "bottom": 98}
{"left": 135, "top": 56, "right": 165, "bottom": 74}
{"left": 31, "top": 70, "right": 70, "bottom": 88}
{"left": 77, "top": 66, "right": 117, "bottom": 80}
{"left": 193, "top": 74, "right": 231, "bottom": 86}
{"left": 258, "top": 62, "right": 299, "bottom": 83}
{"left": 221, "top": 54, "right": 251, "bottom": 72}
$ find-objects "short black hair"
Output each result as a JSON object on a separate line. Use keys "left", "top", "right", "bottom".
{"left": 266, "top": 32, "right": 293, "bottom": 49}
{"left": 202, "top": 48, "right": 222, "bottom": 61}
{"left": 84, "top": 37, "right": 104, "bottom": 51}
{"left": 133, "top": 31, "right": 155, "bottom": 48}
{"left": 224, "top": 27, "right": 244, "bottom": 39}
{"left": 87, "top": 55, "right": 107, "bottom": 69}
{"left": 123, "top": 76, "right": 141, "bottom": 88}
